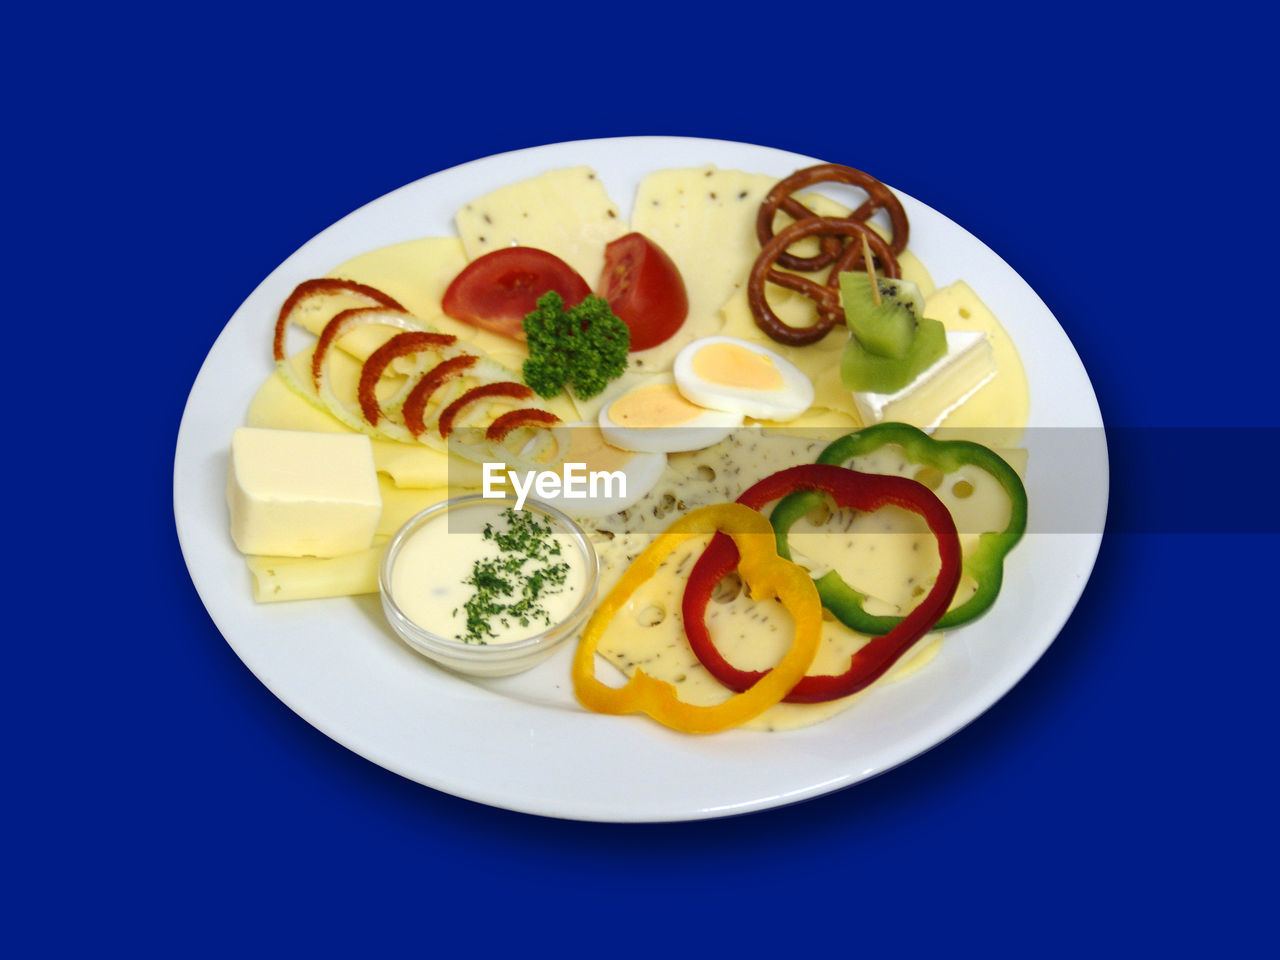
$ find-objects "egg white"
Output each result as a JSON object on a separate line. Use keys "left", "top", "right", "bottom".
{"left": 523, "top": 422, "right": 668, "bottom": 520}
{"left": 598, "top": 377, "right": 742, "bottom": 453}
{"left": 673, "top": 336, "right": 815, "bottom": 422}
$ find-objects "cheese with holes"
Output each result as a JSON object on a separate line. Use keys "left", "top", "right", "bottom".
{"left": 925, "top": 281, "right": 1030, "bottom": 445}
{"left": 227, "top": 428, "right": 382, "bottom": 558}
{"left": 579, "top": 430, "right": 959, "bottom": 731}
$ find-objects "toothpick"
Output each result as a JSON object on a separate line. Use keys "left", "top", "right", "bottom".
{"left": 860, "top": 232, "right": 881, "bottom": 306}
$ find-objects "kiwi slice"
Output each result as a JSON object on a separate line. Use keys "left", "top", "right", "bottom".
{"left": 840, "top": 315, "right": 947, "bottom": 394}
{"left": 838, "top": 272, "right": 925, "bottom": 359}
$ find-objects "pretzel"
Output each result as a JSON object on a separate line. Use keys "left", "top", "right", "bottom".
{"left": 748, "top": 216, "right": 900, "bottom": 346}
{"left": 755, "top": 163, "right": 910, "bottom": 272}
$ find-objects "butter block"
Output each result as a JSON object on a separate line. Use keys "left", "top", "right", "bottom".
{"left": 227, "top": 428, "right": 382, "bottom": 558}
{"left": 852, "top": 330, "right": 996, "bottom": 432}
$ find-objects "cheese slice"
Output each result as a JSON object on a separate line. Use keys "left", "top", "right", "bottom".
{"left": 579, "top": 429, "right": 960, "bottom": 731}
{"left": 247, "top": 537, "right": 386, "bottom": 603}
{"left": 578, "top": 428, "right": 1019, "bottom": 730}
{"left": 627, "top": 166, "right": 780, "bottom": 371}
{"left": 454, "top": 166, "right": 628, "bottom": 284}
{"left": 925, "top": 281, "right": 1030, "bottom": 446}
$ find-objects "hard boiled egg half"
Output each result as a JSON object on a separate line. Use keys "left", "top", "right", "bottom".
{"left": 598, "top": 377, "right": 741, "bottom": 453}
{"left": 673, "top": 336, "right": 814, "bottom": 422}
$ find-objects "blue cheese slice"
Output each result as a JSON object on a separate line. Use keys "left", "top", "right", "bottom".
{"left": 454, "top": 166, "right": 627, "bottom": 284}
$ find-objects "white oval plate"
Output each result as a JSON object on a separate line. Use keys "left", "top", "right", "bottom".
{"left": 174, "top": 137, "right": 1107, "bottom": 822}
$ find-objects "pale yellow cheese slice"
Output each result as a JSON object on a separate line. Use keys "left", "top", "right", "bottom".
{"left": 787, "top": 443, "right": 1015, "bottom": 615}
{"left": 926, "top": 281, "right": 1031, "bottom": 446}
{"left": 247, "top": 537, "right": 387, "bottom": 603}
{"left": 627, "top": 166, "right": 779, "bottom": 371}
{"left": 455, "top": 166, "right": 628, "bottom": 285}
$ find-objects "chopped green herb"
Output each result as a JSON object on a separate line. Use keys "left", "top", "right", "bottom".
{"left": 456, "top": 508, "right": 572, "bottom": 645}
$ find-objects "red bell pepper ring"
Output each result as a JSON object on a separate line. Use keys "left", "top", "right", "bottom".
{"left": 681, "top": 463, "right": 962, "bottom": 704}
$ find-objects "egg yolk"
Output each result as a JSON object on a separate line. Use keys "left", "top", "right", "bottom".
{"left": 564, "top": 424, "right": 637, "bottom": 472}
{"left": 609, "top": 383, "right": 706, "bottom": 427}
{"left": 691, "top": 343, "right": 783, "bottom": 390}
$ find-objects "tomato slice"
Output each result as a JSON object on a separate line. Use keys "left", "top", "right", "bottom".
{"left": 598, "top": 233, "right": 688, "bottom": 351}
{"left": 442, "top": 247, "right": 591, "bottom": 340}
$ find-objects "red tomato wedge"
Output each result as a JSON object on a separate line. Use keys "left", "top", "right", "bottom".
{"left": 598, "top": 233, "right": 689, "bottom": 351}
{"left": 442, "top": 247, "right": 591, "bottom": 340}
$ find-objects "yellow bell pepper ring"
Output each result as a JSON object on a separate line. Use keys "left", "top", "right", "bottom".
{"left": 571, "top": 502, "right": 823, "bottom": 734}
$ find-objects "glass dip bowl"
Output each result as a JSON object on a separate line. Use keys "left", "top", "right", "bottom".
{"left": 379, "top": 494, "right": 599, "bottom": 677}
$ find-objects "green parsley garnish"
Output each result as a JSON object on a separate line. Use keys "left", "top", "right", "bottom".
{"left": 454, "top": 508, "right": 572, "bottom": 645}
{"left": 521, "top": 291, "right": 629, "bottom": 401}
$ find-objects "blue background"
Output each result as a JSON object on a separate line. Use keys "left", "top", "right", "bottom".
{"left": 12, "top": 3, "right": 1274, "bottom": 956}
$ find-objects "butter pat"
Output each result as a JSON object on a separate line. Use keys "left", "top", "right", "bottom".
{"left": 853, "top": 330, "right": 996, "bottom": 432}
{"left": 227, "top": 428, "right": 381, "bottom": 558}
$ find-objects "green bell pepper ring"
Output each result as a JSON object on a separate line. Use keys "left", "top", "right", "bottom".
{"left": 770, "top": 422, "right": 1027, "bottom": 635}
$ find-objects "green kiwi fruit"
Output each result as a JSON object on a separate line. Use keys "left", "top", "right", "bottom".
{"left": 840, "top": 315, "right": 947, "bottom": 394}
{"left": 838, "top": 272, "right": 926, "bottom": 359}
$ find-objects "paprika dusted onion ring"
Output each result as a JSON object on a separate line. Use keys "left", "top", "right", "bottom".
{"left": 748, "top": 217, "right": 900, "bottom": 346}
{"left": 486, "top": 408, "right": 562, "bottom": 442}
{"left": 402, "top": 355, "right": 479, "bottom": 438}
{"left": 311, "top": 307, "right": 417, "bottom": 390}
{"left": 357, "top": 331, "right": 458, "bottom": 426}
{"left": 437, "top": 382, "right": 535, "bottom": 438}
{"left": 755, "top": 163, "right": 910, "bottom": 272}
{"left": 309, "top": 307, "right": 435, "bottom": 444}
{"left": 269, "top": 277, "right": 568, "bottom": 465}
{"left": 273, "top": 277, "right": 406, "bottom": 364}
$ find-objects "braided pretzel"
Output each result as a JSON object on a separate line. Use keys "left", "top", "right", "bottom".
{"left": 755, "top": 163, "right": 910, "bottom": 272}
{"left": 748, "top": 216, "right": 900, "bottom": 346}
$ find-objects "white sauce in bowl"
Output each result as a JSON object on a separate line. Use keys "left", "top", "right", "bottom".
{"left": 389, "top": 500, "right": 588, "bottom": 645}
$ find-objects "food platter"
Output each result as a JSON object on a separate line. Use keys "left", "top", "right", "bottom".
{"left": 173, "top": 136, "right": 1107, "bottom": 822}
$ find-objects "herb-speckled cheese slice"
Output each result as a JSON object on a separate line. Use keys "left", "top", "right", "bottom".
{"left": 454, "top": 166, "right": 628, "bottom": 285}
{"left": 627, "top": 166, "right": 779, "bottom": 371}
{"left": 627, "top": 165, "right": 934, "bottom": 382}
{"left": 580, "top": 432, "right": 949, "bottom": 731}
{"left": 577, "top": 428, "right": 1020, "bottom": 729}
{"left": 592, "top": 531, "right": 935, "bottom": 732}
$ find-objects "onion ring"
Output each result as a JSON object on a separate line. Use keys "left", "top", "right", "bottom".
{"left": 273, "top": 277, "right": 406, "bottom": 364}
{"left": 357, "top": 331, "right": 458, "bottom": 426}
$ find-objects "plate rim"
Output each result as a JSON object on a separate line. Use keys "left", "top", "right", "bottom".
{"left": 173, "top": 135, "right": 1108, "bottom": 822}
